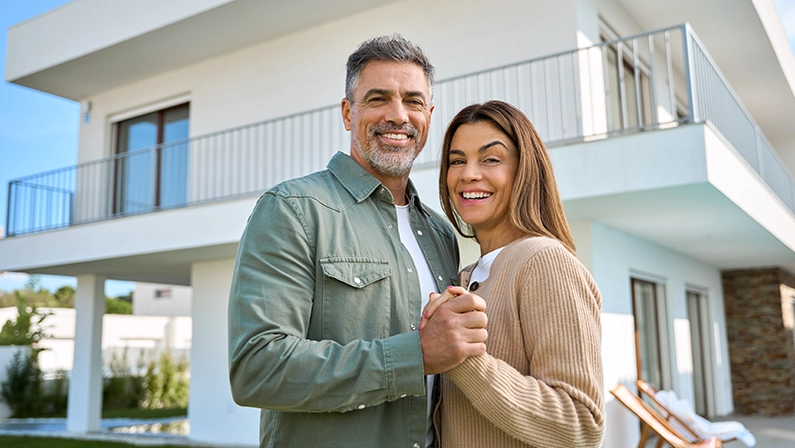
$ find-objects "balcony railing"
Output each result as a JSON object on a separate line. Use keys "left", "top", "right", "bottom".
{"left": 6, "top": 24, "right": 795, "bottom": 237}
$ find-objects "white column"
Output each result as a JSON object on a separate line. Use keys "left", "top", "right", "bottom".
{"left": 67, "top": 274, "right": 106, "bottom": 433}
{"left": 189, "top": 259, "right": 258, "bottom": 446}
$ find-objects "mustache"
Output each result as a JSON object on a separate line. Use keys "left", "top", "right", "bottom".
{"left": 371, "top": 123, "right": 419, "bottom": 139}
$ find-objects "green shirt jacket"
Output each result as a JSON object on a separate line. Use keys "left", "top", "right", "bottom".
{"left": 228, "top": 152, "right": 460, "bottom": 448}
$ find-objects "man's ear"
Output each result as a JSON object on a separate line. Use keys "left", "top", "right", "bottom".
{"left": 341, "top": 98, "right": 353, "bottom": 131}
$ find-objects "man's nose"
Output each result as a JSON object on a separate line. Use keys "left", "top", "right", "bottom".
{"left": 384, "top": 100, "right": 409, "bottom": 124}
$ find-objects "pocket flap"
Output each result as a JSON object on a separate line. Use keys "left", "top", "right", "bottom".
{"left": 320, "top": 258, "right": 392, "bottom": 288}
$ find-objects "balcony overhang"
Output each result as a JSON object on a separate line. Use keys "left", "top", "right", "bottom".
{"left": 0, "top": 196, "right": 259, "bottom": 285}
{"left": 553, "top": 123, "right": 795, "bottom": 275}
{"left": 5, "top": 0, "right": 398, "bottom": 101}
{"left": 614, "top": 0, "right": 795, "bottom": 155}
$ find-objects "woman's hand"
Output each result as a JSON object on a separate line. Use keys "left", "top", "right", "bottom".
{"left": 419, "top": 285, "right": 470, "bottom": 330}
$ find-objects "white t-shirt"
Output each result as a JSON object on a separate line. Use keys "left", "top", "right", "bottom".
{"left": 395, "top": 204, "right": 437, "bottom": 448}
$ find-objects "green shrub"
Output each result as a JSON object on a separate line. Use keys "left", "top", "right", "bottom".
{"left": 141, "top": 350, "right": 189, "bottom": 409}
{"left": 46, "top": 368, "right": 69, "bottom": 415}
{"left": 102, "top": 349, "right": 142, "bottom": 410}
{"left": 0, "top": 349, "right": 45, "bottom": 417}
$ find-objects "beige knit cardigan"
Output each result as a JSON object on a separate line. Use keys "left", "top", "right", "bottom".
{"left": 438, "top": 236, "right": 605, "bottom": 448}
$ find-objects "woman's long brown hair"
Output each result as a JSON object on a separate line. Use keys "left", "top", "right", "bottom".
{"left": 439, "top": 100, "right": 576, "bottom": 255}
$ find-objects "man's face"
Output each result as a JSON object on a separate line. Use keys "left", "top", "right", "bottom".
{"left": 342, "top": 60, "right": 433, "bottom": 178}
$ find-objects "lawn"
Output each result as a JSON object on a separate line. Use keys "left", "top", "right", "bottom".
{"left": 0, "top": 436, "right": 192, "bottom": 448}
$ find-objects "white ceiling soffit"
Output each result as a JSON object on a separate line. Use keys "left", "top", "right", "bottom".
{"left": 6, "top": 0, "right": 399, "bottom": 100}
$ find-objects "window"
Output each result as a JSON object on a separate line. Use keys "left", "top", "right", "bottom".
{"left": 114, "top": 103, "right": 190, "bottom": 214}
{"left": 154, "top": 289, "right": 173, "bottom": 299}
{"left": 686, "top": 290, "right": 713, "bottom": 417}
{"left": 632, "top": 278, "right": 670, "bottom": 391}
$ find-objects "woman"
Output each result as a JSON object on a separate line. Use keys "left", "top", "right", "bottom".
{"left": 422, "top": 100, "right": 605, "bottom": 447}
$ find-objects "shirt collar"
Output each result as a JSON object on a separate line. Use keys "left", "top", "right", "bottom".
{"left": 327, "top": 152, "right": 429, "bottom": 216}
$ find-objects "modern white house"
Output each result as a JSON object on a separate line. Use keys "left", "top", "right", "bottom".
{"left": 2, "top": 0, "right": 794, "bottom": 446}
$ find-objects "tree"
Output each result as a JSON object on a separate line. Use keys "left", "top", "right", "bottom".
{"left": 53, "top": 285, "right": 75, "bottom": 307}
{"left": 106, "top": 296, "right": 133, "bottom": 314}
{"left": 0, "top": 292, "right": 49, "bottom": 346}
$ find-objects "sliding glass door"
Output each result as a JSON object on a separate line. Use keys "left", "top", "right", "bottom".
{"left": 114, "top": 104, "right": 189, "bottom": 214}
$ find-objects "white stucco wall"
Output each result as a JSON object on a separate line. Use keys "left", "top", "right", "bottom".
{"left": 133, "top": 282, "right": 192, "bottom": 317}
{"left": 0, "top": 306, "right": 192, "bottom": 374}
{"left": 189, "top": 258, "right": 258, "bottom": 446}
{"left": 572, "top": 221, "right": 732, "bottom": 448}
{"left": 75, "top": 0, "right": 582, "bottom": 163}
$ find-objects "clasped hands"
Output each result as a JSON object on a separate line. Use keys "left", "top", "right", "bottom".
{"left": 419, "top": 286, "right": 488, "bottom": 375}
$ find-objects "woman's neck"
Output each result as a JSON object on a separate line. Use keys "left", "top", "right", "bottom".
{"left": 476, "top": 226, "right": 525, "bottom": 256}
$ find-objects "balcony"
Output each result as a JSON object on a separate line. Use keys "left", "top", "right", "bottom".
{"left": 6, "top": 24, "right": 795, "bottom": 239}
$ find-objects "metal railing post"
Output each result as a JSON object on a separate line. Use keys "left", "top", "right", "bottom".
{"left": 682, "top": 23, "right": 698, "bottom": 123}
{"left": 5, "top": 181, "right": 13, "bottom": 237}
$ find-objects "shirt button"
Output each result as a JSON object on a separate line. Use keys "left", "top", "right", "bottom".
{"left": 407, "top": 268, "right": 413, "bottom": 274}
{"left": 413, "top": 443, "right": 421, "bottom": 448}
{"left": 417, "top": 230, "right": 423, "bottom": 236}
{"left": 388, "top": 224, "right": 394, "bottom": 230}
{"left": 400, "top": 393, "right": 407, "bottom": 398}
{"left": 410, "top": 323, "right": 416, "bottom": 331}
{"left": 437, "top": 275, "right": 443, "bottom": 281}
{"left": 353, "top": 277, "right": 361, "bottom": 285}
{"left": 357, "top": 404, "right": 365, "bottom": 410}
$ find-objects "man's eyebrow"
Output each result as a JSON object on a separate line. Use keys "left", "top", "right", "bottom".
{"left": 361, "top": 89, "right": 428, "bottom": 101}
{"left": 403, "top": 90, "right": 427, "bottom": 100}
{"left": 362, "top": 88, "right": 392, "bottom": 99}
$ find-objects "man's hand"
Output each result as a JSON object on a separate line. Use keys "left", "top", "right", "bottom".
{"left": 419, "top": 292, "right": 488, "bottom": 375}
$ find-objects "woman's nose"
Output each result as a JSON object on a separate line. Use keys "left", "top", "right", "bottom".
{"left": 461, "top": 162, "right": 482, "bottom": 182}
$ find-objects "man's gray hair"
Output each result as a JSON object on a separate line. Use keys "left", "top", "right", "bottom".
{"left": 345, "top": 34, "right": 435, "bottom": 101}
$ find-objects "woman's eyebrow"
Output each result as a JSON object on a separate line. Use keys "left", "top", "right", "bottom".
{"left": 479, "top": 141, "right": 507, "bottom": 152}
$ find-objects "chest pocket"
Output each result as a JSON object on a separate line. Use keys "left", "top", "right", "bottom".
{"left": 319, "top": 258, "right": 392, "bottom": 343}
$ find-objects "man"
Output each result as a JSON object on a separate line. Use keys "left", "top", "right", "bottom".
{"left": 228, "top": 35, "right": 488, "bottom": 448}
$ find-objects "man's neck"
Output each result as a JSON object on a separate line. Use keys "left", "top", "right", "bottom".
{"left": 349, "top": 151, "right": 411, "bottom": 205}
{"left": 381, "top": 177, "right": 410, "bottom": 206}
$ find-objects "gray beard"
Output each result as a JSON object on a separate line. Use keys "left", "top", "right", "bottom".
{"left": 353, "top": 132, "right": 420, "bottom": 177}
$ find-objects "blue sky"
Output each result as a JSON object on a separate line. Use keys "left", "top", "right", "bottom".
{"left": 0, "top": 0, "right": 133, "bottom": 295}
{"left": 1, "top": 0, "right": 795, "bottom": 295}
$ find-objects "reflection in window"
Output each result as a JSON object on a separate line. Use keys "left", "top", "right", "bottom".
{"left": 632, "top": 278, "right": 667, "bottom": 390}
{"left": 114, "top": 104, "right": 190, "bottom": 214}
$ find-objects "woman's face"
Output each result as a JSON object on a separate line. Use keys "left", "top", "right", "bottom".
{"left": 446, "top": 121, "right": 520, "bottom": 238}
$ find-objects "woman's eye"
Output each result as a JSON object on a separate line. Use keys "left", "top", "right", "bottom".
{"left": 483, "top": 157, "right": 501, "bottom": 164}
{"left": 449, "top": 159, "right": 465, "bottom": 166}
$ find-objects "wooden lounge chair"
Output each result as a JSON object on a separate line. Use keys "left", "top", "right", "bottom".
{"left": 610, "top": 383, "right": 722, "bottom": 448}
{"left": 636, "top": 379, "right": 737, "bottom": 445}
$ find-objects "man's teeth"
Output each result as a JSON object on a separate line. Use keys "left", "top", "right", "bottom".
{"left": 463, "top": 192, "right": 492, "bottom": 199}
{"left": 382, "top": 133, "right": 408, "bottom": 140}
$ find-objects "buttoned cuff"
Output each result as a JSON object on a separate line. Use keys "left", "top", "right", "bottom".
{"left": 383, "top": 331, "right": 426, "bottom": 399}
